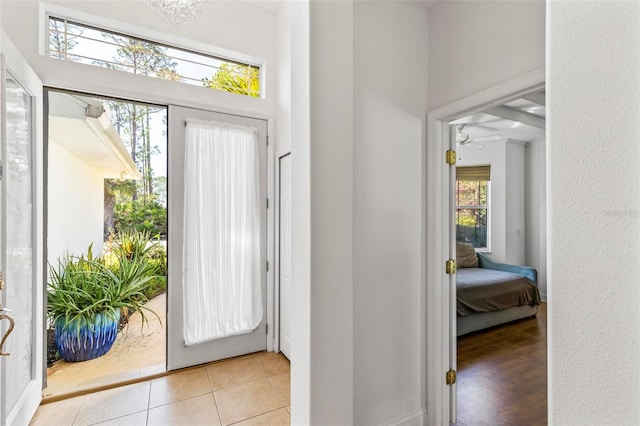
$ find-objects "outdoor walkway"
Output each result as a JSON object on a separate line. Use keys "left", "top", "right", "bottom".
{"left": 45, "top": 293, "right": 166, "bottom": 398}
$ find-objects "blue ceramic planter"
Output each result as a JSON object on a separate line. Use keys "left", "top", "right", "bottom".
{"left": 55, "top": 311, "right": 120, "bottom": 362}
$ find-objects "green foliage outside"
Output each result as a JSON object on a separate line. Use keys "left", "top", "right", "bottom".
{"left": 112, "top": 195, "right": 167, "bottom": 238}
{"left": 203, "top": 63, "right": 260, "bottom": 97}
{"left": 47, "top": 232, "right": 167, "bottom": 337}
{"left": 106, "top": 230, "right": 167, "bottom": 301}
{"left": 456, "top": 179, "right": 489, "bottom": 248}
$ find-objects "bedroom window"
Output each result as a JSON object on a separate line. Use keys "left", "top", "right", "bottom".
{"left": 456, "top": 166, "right": 490, "bottom": 250}
{"left": 47, "top": 16, "right": 261, "bottom": 97}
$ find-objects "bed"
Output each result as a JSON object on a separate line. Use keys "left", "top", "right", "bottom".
{"left": 456, "top": 242, "right": 541, "bottom": 336}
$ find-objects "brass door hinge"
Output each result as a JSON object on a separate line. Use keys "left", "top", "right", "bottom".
{"left": 445, "top": 259, "right": 456, "bottom": 275}
{"left": 446, "top": 369, "right": 457, "bottom": 385}
{"left": 446, "top": 150, "right": 456, "bottom": 165}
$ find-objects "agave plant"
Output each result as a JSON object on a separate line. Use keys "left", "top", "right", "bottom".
{"left": 47, "top": 239, "right": 165, "bottom": 361}
{"left": 47, "top": 246, "right": 119, "bottom": 331}
{"left": 110, "top": 230, "right": 164, "bottom": 262}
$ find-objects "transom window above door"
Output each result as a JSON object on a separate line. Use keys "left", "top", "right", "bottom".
{"left": 47, "top": 16, "right": 262, "bottom": 98}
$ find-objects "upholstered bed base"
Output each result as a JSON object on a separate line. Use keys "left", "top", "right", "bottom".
{"left": 457, "top": 304, "right": 538, "bottom": 336}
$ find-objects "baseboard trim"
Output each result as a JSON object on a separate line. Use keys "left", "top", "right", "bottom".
{"left": 382, "top": 408, "right": 427, "bottom": 426}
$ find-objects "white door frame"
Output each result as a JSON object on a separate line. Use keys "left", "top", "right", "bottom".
{"left": 166, "top": 106, "right": 271, "bottom": 370}
{"left": 425, "top": 67, "right": 545, "bottom": 425}
{"left": 0, "top": 32, "right": 44, "bottom": 426}
{"left": 45, "top": 88, "right": 277, "bottom": 358}
{"left": 36, "top": 0, "right": 279, "bottom": 358}
{"left": 275, "top": 152, "right": 291, "bottom": 358}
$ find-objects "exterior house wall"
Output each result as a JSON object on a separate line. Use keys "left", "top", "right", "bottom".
{"left": 47, "top": 140, "right": 104, "bottom": 266}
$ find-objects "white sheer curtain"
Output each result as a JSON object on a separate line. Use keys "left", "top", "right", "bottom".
{"left": 183, "top": 119, "right": 262, "bottom": 346}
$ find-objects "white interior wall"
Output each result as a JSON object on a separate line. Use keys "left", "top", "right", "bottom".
{"left": 429, "top": 3, "right": 544, "bottom": 422}
{"left": 525, "top": 138, "right": 547, "bottom": 299}
{"left": 505, "top": 142, "right": 525, "bottom": 265}
{"left": 432, "top": 1, "right": 640, "bottom": 423}
{"left": 457, "top": 142, "right": 506, "bottom": 260}
{"left": 1, "top": 0, "right": 286, "bottom": 406}
{"left": 307, "top": 1, "right": 355, "bottom": 422}
{"left": 287, "top": 1, "right": 311, "bottom": 422}
{"left": 428, "top": 0, "right": 545, "bottom": 109}
{"left": 274, "top": 1, "right": 293, "bottom": 368}
{"left": 428, "top": 0, "right": 544, "bottom": 268}
{"left": 353, "top": 2, "right": 428, "bottom": 424}
{"left": 548, "top": 2, "right": 640, "bottom": 424}
{"left": 47, "top": 140, "right": 103, "bottom": 265}
{"left": 276, "top": 4, "right": 292, "bottom": 158}
{"left": 458, "top": 139, "right": 528, "bottom": 264}
{"left": 17, "top": 0, "right": 637, "bottom": 424}
{"left": 292, "top": 1, "right": 429, "bottom": 423}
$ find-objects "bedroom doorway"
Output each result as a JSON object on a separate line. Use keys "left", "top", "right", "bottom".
{"left": 426, "top": 69, "right": 547, "bottom": 425}
{"left": 450, "top": 92, "right": 547, "bottom": 424}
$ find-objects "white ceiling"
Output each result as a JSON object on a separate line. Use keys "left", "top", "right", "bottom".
{"left": 240, "top": 0, "right": 283, "bottom": 14}
{"left": 240, "top": 0, "right": 437, "bottom": 15}
{"left": 453, "top": 90, "right": 546, "bottom": 145}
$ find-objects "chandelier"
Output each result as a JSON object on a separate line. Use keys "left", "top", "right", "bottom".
{"left": 147, "top": 0, "right": 206, "bottom": 24}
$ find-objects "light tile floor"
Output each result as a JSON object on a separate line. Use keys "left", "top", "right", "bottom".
{"left": 31, "top": 352, "right": 290, "bottom": 426}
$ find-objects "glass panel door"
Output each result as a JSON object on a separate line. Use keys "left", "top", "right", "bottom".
{"left": 0, "top": 34, "right": 44, "bottom": 426}
{"left": 3, "top": 72, "right": 35, "bottom": 418}
{"left": 167, "top": 106, "right": 268, "bottom": 370}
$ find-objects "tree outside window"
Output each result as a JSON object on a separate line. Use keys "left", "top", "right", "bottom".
{"left": 456, "top": 175, "right": 489, "bottom": 249}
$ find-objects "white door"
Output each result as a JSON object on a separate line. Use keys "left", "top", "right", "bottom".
{"left": 447, "top": 124, "right": 457, "bottom": 424}
{"left": 0, "top": 34, "right": 44, "bottom": 426}
{"left": 278, "top": 154, "right": 291, "bottom": 359}
{"left": 167, "top": 106, "right": 268, "bottom": 370}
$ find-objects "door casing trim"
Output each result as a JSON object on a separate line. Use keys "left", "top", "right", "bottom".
{"left": 41, "top": 87, "right": 277, "bottom": 372}
{"left": 425, "top": 67, "right": 545, "bottom": 425}
{"left": 275, "top": 152, "right": 291, "bottom": 357}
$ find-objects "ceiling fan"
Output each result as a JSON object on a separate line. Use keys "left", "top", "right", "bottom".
{"left": 456, "top": 124, "right": 503, "bottom": 148}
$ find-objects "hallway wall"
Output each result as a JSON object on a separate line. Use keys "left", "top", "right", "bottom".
{"left": 428, "top": 0, "right": 545, "bottom": 109}
{"left": 547, "top": 1, "right": 640, "bottom": 423}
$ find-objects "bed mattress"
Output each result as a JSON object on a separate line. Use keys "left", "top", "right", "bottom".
{"left": 457, "top": 268, "right": 541, "bottom": 316}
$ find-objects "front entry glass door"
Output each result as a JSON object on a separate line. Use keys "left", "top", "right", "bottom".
{"left": 167, "top": 106, "right": 268, "bottom": 370}
{"left": 0, "top": 34, "right": 44, "bottom": 426}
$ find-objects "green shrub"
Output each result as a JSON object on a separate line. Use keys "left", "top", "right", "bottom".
{"left": 108, "top": 230, "right": 167, "bottom": 300}
{"left": 113, "top": 196, "right": 167, "bottom": 237}
{"left": 47, "top": 239, "right": 164, "bottom": 337}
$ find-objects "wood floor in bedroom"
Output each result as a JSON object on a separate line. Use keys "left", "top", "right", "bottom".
{"left": 456, "top": 302, "right": 547, "bottom": 426}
